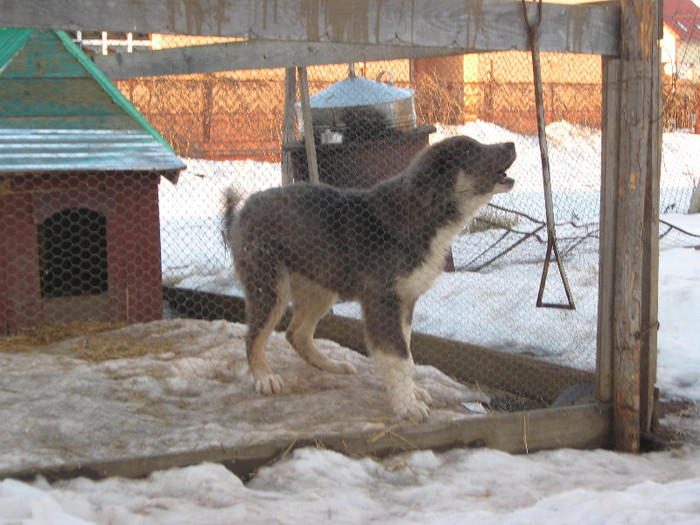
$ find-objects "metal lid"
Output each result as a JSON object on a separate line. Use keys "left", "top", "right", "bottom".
{"left": 309, "top": 75, "right": 414, "bottom": 109}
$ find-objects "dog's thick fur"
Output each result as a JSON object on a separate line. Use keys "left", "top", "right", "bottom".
{"left": 225, "top": 135, "right": 516, "bottom": 420}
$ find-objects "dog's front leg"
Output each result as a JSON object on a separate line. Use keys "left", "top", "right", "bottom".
{"left": 363, "top": 293, "right": 430, "bottom": 421}
{"left": 371, "top": 350, "right": 429, "bottom": 421}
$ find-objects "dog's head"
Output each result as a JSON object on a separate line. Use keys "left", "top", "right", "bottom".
{"left": 460, "top": 136, "right": 516, "bottom": 195}
{"left": 407, "top": 135, "right": 516, "bottom": 216}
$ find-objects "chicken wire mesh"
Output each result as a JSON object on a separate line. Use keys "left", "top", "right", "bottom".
{"left": 1, "top": 169, "right": 166, "bottom": 328}
{"left": 3, "top": 29, "right": 699, "bottom": 417}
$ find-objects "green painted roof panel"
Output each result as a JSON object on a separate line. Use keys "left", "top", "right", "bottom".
{"left": 0, "top": 28, "right": 183, "bottom": 174}
{"left": 0, "top": 78, "right": 138, "bottom": 120}
{"left": 1, "top": 30, "right": 88, "bottom": 78}
{"left": 0, "top": 28, "right": 33, "bottom": 74}
{"left": 53, "top": 30, "right": 173, "bottom": 149}
{"left": 0, "top": 129, "right": 186, "bottom": 173}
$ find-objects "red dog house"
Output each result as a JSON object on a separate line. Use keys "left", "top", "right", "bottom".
{"left": 0, "top": 29, "right": 184, "bottom": 333}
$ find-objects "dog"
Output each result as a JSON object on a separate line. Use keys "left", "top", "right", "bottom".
{"left": 224, "top": 135, "right": 516, "bottom": 421}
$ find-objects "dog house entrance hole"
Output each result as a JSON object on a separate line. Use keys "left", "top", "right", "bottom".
{"left": 38, "top": 208, "right": 108, "bottom": 298}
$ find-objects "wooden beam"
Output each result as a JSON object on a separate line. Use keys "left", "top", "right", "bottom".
{"left": 296, "top": 66, "right": 319, "bottom": 184}
{"left": 0, "top": 1, "right": 620, "bottom": 56}
{"left": 596, "top": 56, "right": 620, "bottom": 407}
{"left": 95, "top": 40, "right": 462, "bottom": 79}
{"left": 689, "top": 184, "right": 700, "bottom": 214}
{"left": 316, "top": 314, "right": 594, "bottom": 405}
{"left": 640, "top": 3, "right": 662, "bottom": 435}
{"left": 0, "top": 403, "right": 611, "bottom": 482}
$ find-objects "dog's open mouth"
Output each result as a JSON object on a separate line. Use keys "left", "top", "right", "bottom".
{"left": 493, "top": 150, "right": 516, "bottom": 193}
{"left": 498, "top": 171, "right": 515, "bottom": 185}
{"left": 494, "top": 171, "right": 515, "bottom": 193}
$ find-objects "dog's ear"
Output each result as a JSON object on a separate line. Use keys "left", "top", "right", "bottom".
{"left": 407, "top": 139, "right": 463, "bottom": 210}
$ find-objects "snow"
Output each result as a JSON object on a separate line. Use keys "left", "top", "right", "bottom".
{"left": 2, "top": 122, "right": 700, "bottom": 524}
{"left": 0, "top": 321, "right": 488, "bottom": 474}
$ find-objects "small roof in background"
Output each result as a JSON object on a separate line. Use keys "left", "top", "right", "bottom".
{"left": 664, "top": 0, "right": 700, "bottom": 43}
{"left": 0, "top": 28, "right": 184, "bottom": 180}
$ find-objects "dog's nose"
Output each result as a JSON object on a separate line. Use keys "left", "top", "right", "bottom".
{"left": 505, "top": 142, "right": 516, "bottom": 159}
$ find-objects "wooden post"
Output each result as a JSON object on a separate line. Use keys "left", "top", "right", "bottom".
{"left": 598, "top": 0, "right": 662, "bottom": 452}
{"left": 640, "top": 0, "right": 662, "bottom": 436}
{"left": 202, "top": 77, "right": 214, "bottom": 145}
{"left": 689, "top": 184, "right": 700, "bottom": 214}
{"left": 281, "top": 67, "right": 297, "bottom": 186}
{"left": 597, "top": 56, "right": 619, "bottom": 410}
{"left": 297, "top": 66, "right": 319, "bottom": 184}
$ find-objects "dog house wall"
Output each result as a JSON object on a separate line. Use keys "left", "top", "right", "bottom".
{"left": 0, "top": 170, "right": 163, "bottom": 331}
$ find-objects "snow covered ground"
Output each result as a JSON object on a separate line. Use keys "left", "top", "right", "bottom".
{"left": 1, "top": 123, "right": 699, "bottom": 524}
{"left": 0, "top": 320, "right": 490, "bottom": 474}
{"left": 0, "top": 236, "right": 699, "bottom": 524}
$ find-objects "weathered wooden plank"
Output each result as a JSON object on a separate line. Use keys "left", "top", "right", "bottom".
{"left": 596, "top": 56, "right": 620, "bottom": 406}
{"left": 640, "top": 15, "right": 662, "bottom": 434}
{"left": 317, "top": 314, "right": 594, "bottom": 405}
{"left": 281, "top": 67, "right": 296, "bottom": 186}
{"left": 0, "top": 403, "right": 611, "bottom": 481}
{"left": 297, "top": 66, "right": 319, "bottom": 184}
{"left": 0, "top": 1, "right": 621, "bottom": 56}
{"left": 689, "top": 185, "right": 700, "bottom": 214}
{"left": 609, "top": 0, "right": 662, "bottom": 453}
{"left": 95, "top": 40, "right": 463, "bottom": 79}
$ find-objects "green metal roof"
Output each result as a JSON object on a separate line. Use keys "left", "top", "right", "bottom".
{"left": 0, "top": 28, "right": 33, "bottom": 71}
{"left": 0, "top": 28, "right": 184, "bottom": 174}
{"left": 0, "top": 129, "right": 185, "bottom": 174}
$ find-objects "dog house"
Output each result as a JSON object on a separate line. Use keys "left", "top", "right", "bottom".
{"left": 0, "top": 28, "right": 185, "bottom": 332}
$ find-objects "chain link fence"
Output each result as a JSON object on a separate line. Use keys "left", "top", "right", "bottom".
{"left": 3, "top": 28, "right": 699, "bottom": 416}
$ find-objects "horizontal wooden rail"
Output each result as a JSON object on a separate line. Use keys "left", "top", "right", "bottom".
{"left": 0, "top": 1, "right": 620, "bottom": 58}
{"left": 1, "top": 403, "right": 611, "bottom": 482}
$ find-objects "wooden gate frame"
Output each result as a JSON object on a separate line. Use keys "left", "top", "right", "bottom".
{"left": 0, "top": 0, "right": 662, "bottom": 454}
{"left": 597, "top": 0, "right": 663, "bottom": 453}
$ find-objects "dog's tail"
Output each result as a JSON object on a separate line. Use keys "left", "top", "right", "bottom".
{"left": 222, "top": 187, "right": 243, "bottom": 250}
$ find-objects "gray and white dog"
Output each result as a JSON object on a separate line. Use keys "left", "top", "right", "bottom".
{"left": 225, "top": 136, "right": 516, "bottom": 420}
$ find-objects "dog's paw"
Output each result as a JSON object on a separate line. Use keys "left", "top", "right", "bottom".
{"left": 255, "top": 374, "right": 284, "bottom": 395}
{"left": 390, "top": 386, "right": 431, "bottom": 421}
{"left": 414, "top": 385, "right": 432, "bottom": 405}
{"left": 395, "top": 398, "right": 430, "bottom": 422}
{"left": 330, "top": 360, "right": 357, "bottom": 375}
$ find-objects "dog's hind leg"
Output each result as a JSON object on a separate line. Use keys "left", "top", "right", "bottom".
{"left": 362, "top": 293, "right": 430, "bottom": 421}
{"left": 286, "top": 274, "right": 356, "bottom": 375}
{"left": 244, "top": 271, "right": 291, "bottom": 394}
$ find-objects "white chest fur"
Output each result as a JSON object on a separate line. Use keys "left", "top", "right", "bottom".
{"left": 394, "top": 174, "right": 493, "bottom": 301}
